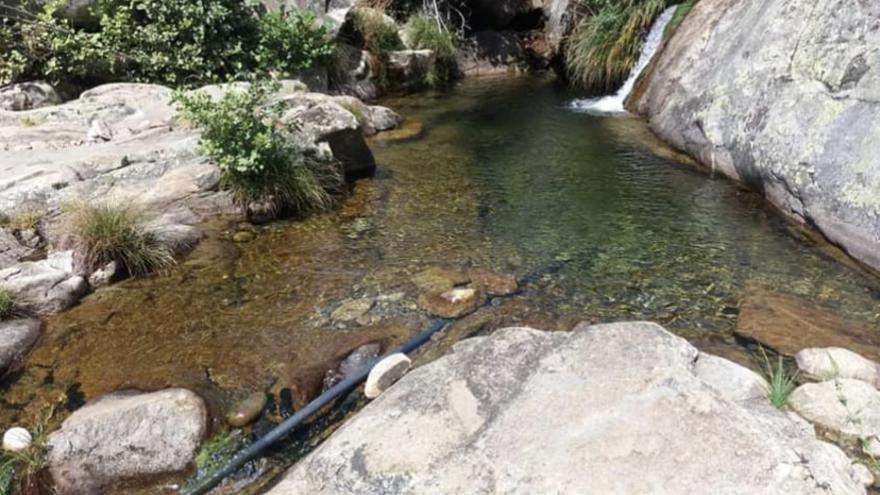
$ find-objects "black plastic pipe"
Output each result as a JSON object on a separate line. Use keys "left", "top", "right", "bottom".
{"left": 183, "top": 317, "right": 448, "bottom": 495}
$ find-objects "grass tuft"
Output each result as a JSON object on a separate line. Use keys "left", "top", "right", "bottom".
{"left": 663, "top": 0, "right": 695, "bottom": 40}
{"left": 62, "top": 203, "right": 175, "bottom": 277}
{"left": 566, "top": 0, "right": 671, "bottom": 91}
{"left": 403, "top": 15, "right": 459, "bottom": 83}
{"left": 349, "top": 6, "right": 404, "bottom": 54}
{"left": 0, "top": 210, "right": 42, "bottom": 233}
{"left": 759, "top": 346, "right": 799, "bottom": 409}
{"left": 0, "top": 405, "right": 57, "bottom": 494}
{"left": 0, "top": 289, "right": 15, "bottom": 320}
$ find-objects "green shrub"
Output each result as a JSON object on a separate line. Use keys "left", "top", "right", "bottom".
{"left": 759, "top": 347, "right": 799, "bottom": 409}
{"left": 403, "top": 15, "right": 458, "bottom": 82}
{"left": 1, "top": 0, "right": 334, "bottom": 87}
{"left": 566, "top": 0, "right": 671, "bottom": 91}
{"left": 174, "top": 82, "right": 342, "bottom": 215}
{"left": 256, "top": 9, "right": 334, "bottom": 75}
{"left": 0, "top": 289, "right": 15, "bottom": 319}
{"left": 63, "top": 202, "right": 175, "bottom": 276}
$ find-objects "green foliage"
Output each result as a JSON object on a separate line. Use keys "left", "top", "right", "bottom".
{"left": 63, "top": 202, "right": 175, "bottom": 276}
{"left": 759, "top": 347, "right": 799, "bottom": 409}
{"left": 0, "top": 289, "right": 15, "bottom": 320}
{"left": 663, "top": 0, "right": 695, "bottom": 40}
{"left": 350, "top": 6, "right": 403, "bottom": 54}
{"left": 403, "top": 15, "right": 458, "bottom": 82}
{"left": 0, "top": 406, "right": 56, "bottom": 494}
{"left": 566, "top": 0, "right": 671, "bottom": 91}
{"left": 1, "top": 0, "right": 334, "bottom": 87}
{"left": 174, "top": 82, "right": 341, "bottom": 215}
{"left": 256, "top": 9, "right": 335, "bottom": 75}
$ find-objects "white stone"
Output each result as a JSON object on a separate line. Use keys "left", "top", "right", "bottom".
{"left": 796, "top": 348, "right": 880, "bottom": 386}
{"left": 364, "top": 353, "right": 411, "bottom": 399}
{"left": 790, "top": 379, "right": 880, "bottom": 442}
{"left": 852, "top": 463, "right": 875, "bottom": 487}
{"left": 2, "top": 427, "right": 32, "bottom": 452}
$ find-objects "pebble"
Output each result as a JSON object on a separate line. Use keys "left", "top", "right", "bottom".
{"left": 226, "top": 391, "right": 267, "bottom": 427}
{"left": 365, "top": 353, "right": 411, "bottom": 399}
{"left": 331, "top": 298, "right": 375, "bottom": 323}
{"left": 3, "top": 427, "right": 32, "bottom": 452}
{"left": 232, "top": 231, "right": 256, "bottom": 243}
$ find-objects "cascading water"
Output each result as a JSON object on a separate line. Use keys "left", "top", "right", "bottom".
{"left": 568, "top": 6, "right": 677, "bottom": 115}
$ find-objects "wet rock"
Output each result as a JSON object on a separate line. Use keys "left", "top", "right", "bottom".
{"left": 88, "top": 261, "right": 119, "bottom": 289}
{"left": 386, "top": 50, "right": 436, "bottom": 91}
{"left": 735, "top": 283, "right": 880, "bottom": 360}
{"left": 418, "top": 287, "right": 480, "bottom": 318}
{"left": 323, "top": 343, "right": 381, "bottom": 391}
{"left": 246, "top": 200, "right": 278, "bottom": 225}
{"left": 0, "top": 81, "right": 61, "bottom": 111}
{"left": 269, "top": 322, "right": 867, "bottom": 494}
{"left": 789, "top": 379, "right": 880, "bottom": 443}
{"left": 227, "top": 391, "right": 267, "bottom": 428}
{"left": 364, "top": 353, "right": 411, "bottom": 399}
{"left": 0, "top": 319, "right": 40, "bottom": 375}
{"left": 797, "top": 348, "right": 880, "bottom": 386}
{"left": 373, "top": 119, "right": 424, "bottom": 143}
{"left": 367, "top": 106, "right": 402, "bottom": 132}
{"left": 0, "top": 252, "right": 88, "bottom": 314}
{"left": 46, "top": 388, "right": 207, "bottom": 494}
{"left": 331, "top": 298, "right": 374, "bottom": 323}
{"left": 458, "top": 31, "right": 527, "bottom": 77}
{"left": 410, "top": 266, "right": 470, "bottom": 292}
{"left": 466, "top": 267, "right": 518, "bottom": 296}
{"left": 634, "top": 0, "right": 880, "bottom": 272}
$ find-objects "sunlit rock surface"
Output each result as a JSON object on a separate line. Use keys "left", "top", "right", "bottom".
{"left": 635, "top": 0, "right": 880, "bottom": 271}
{"left": 267, "top": 322, "right": 866, "bottom": 494}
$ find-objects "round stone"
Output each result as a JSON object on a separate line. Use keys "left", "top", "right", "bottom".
{"left": 3, "top": 427, "right": 32, "bottom": 452}
{"left": 226, "top": 391, "right": 267, "bottom": 428}
{"left": 365, "top": 353, "right": 411, "bottom": 399}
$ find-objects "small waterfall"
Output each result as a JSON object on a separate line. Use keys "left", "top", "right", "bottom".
{"left": 568, "top": 6, "right": 677, "bottom": 115}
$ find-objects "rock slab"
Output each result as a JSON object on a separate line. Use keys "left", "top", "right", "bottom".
{"left": 267, "top": 322, "right": 866, "bottom": 494}
{"left": 635, "top": 0, "right": 880, "bottom": 271}
{"left": 46, "top": 388, "right": 207, "bottom": 494}
{"left": 0, "top": 318, "right": 40, "bottom": 374}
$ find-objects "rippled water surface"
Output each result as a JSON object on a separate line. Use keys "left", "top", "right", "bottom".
{"left": 3, "top": 76, "right": 880, "bottom": 492}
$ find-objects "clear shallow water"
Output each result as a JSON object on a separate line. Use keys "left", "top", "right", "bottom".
{"left": 3, "top": 76, "right": 880, "bottom": 492}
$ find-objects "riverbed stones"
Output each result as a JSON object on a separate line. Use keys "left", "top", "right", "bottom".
{"left": 364, "top": 352, "right": 411, "bottom": 399}
{"left": 418, "top": 287, "right": 480, "bottom": 318}
{"left": 797, "top": 348, "right": 880, "bottom": 386}
{"left": 227, "top": 391, "right": 268, "bottom": 428}
{"left": 466, "top": 267, "right": 518, "bottom": 296}
{"left": 46, "top": 388, "right": 207, "bottom": 494}
{"left": 634, "top": 0, "right": 880, "bottom": 272}
{"left": 331, "top": 298, "right": 375, "bottom": 323}
{"left": 790, "top": 379, "right": 880, "bottom": 443}
{"left": 410, "top": 266, "right": 470, "bottom": 292}
{"left": 0, "top": 81, "right": 61, "bottom": 111}
{"left": 268, "top": 322, "right": 867, "bottom": 494}
{"left": 735, "top": 283, "right": 880, "bottom": 360}
{"left": 0, "top": 318, "right": 40, "bottom": 375}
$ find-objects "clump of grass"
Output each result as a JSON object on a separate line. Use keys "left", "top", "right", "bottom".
{"left": 566, "top": 0, "right": 671, "bottom": 91}
{"left": 0, "top": 289, "right": 15, "bottom": 320}
{"left": 663, "top": 0, "right": 695, "bottom": 40}
{"left": 403, "top": 15, "right": 459, "bottom": 83}
{"left": 0, "top": 405, "right": 56, "bottom": 494}
{"left": 349, "top": 6, "right": 404, "bottom": 54}
{"left": 62, "top": 203, "right": 175, "bottom": 276}
{"left": 759, "top": 346, "right": 799, "bottom": 409}
{"left": 184, "top": 430, "right": 242, "bottom": 490}
{"left": 174, "top": 81, "right": 342, "bottom": 217}
{"left": 0, "top": 210, "right": 42, "bottom": 233}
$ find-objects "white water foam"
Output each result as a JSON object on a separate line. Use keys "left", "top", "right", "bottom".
{"left": 567, "top": 6, "right": 677, "bottom": 115}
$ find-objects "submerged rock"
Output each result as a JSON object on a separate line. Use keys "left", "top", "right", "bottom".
{"left": 324, "top": 343, "right": 382, "bottom": 391}
{"left": 735, "top": 283, "right": 880, "bottom": 360}
{"left": 330, "top": 298, "right": 375, "bottom": 323}
{"left": 418, "top": 287, "right": 480, "bottom": 318}
{"left": 410, "top": 266, "right": 470, "bottom": 292}
{"left": 227, "top": 391, "right": 267, "bottom": 428}
{"left": 466, "top": 267, "right": 518, "bottom": 296}
{"left": 796, "top": 348, "right": 880, "bottom": 386}
{"left": 46, "top": 388, "right": 207, "bottom": 494}
{"left": 0, "top": 318, "right": 41, "bottom": 375}
{"left": 268, "top": 322, "right": 866, "bottom": 494}
{"left": 789, "top": 379, "right": 880, "bottom": 443}
{"left": 634, "top": 0, "right": 880, "bottom": 272}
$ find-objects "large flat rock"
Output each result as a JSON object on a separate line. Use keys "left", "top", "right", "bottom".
{"left": 634, "top": 0, "right": 880, "bottom": 271}
{"left": 267, "top": 322, "right": 866, "bottom": 494}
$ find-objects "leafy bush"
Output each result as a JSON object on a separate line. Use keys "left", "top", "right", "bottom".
{"left": 566, "top": 0, "right": 671, "bottom": 91}
{"left": 174, "top": 82, "right": 342, "bottom": 215}
{"left": 0, "top": 0, "right": 334, "bottom": 87}
{"left": 63, "top": 202, "right": 175, "bottom": 276}
{"left": 0, "top": 289, "right": 15, "bottom": 320}
{"left": 403, "top": 15, "right": 458, "bottom": 82}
